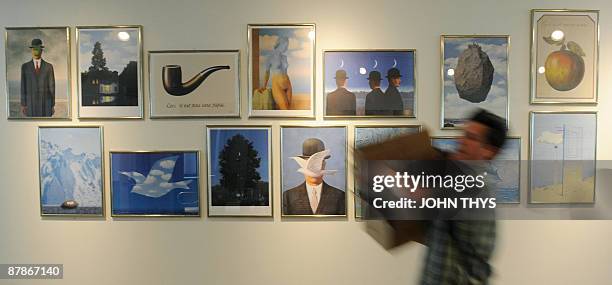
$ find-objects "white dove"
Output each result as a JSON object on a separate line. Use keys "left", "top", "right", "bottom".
{"left": 120, "top": 155, "right": 193, "bottom": 198}
{"left": 291, "top": 149, "right": 337, "bottom": 178}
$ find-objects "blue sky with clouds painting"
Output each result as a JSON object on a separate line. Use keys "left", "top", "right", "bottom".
{"left": 531, "top": 113, "right": 596, "bottom": 187}
{"left": 78, "top": 28, "right": 139, "bottom": 73}
{"left": 443, "top": 37, "right": 508, "bottom": 122}
{"left": 40, "top": 127, "right": 101, "bottom": 155}
{"left": 257, "top": 27, "right": 313, "bottom": 94}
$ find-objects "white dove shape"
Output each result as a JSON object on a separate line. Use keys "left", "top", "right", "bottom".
{"left": 291, "top": 149, "right": 337, "bottom": 178}
{"left": 120, "top": 155, "right": 193, "bottom": 198}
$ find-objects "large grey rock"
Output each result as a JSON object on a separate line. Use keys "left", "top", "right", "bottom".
{"left": 454, "top": 44, "right": 494, "bottom": 103}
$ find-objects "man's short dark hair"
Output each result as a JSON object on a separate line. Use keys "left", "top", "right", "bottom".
{"left": 470, "top": 108, "right": 507, "bottom": 149}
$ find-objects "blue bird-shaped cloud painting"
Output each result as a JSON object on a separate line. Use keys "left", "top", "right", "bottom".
{"left": 111, "top": 152, "right": 200, "bottom": 216}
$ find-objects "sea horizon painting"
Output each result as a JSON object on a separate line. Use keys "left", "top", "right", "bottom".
{"left": 431, "top": 136, "right": 521, "bottom": 203}
{"left": 324, "top": 50, "right": 416, "bottom": 117}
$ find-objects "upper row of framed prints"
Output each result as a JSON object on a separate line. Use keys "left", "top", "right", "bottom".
{"left": 5, "top": 10, "right": 599, "bottom": 125}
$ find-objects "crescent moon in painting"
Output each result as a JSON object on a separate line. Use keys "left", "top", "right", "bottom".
{"left": 339, "top": 59, "right": 345, "bottom": 68}
{"left": 392, "top": 59, "right": 397, "bottom": 68}
{"left": 373, "top": 60, "right": 378, "bottom": 69}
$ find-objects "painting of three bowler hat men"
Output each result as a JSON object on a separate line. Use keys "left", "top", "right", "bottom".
{"left": 324, "top": 50, "right": 415, "bottom": 117}
{"left": 5, "top": 27, "right": 70, "bottom": 119}
{"left": 282, "top": 127, "right": 346, "bottom": 216}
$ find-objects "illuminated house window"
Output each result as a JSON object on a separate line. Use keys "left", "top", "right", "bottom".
{"left": 99, "top": 82, "right": 119, "bottom": 94}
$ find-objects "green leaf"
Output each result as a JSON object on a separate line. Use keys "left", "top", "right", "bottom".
{"left": 567, "top": 41, "right": 586, "bottom": 57}
{"left": 543, "top": 36, "right": 563, "bottom": 45}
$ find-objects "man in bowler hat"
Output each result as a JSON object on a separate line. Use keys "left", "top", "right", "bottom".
{"left": 283, "top": 138, "right": 346, "bottom": 215}
{"left": 364, "top": 68, "right": 404, "bottom": 116}
{"left": 364, "top": 70, "right": 384, "bottom": 115}
{"left": 21, "top": 38, "right": 55, "bottom": 117}
{"left": 326, "top": 69, "right": 356, "bottom": 116}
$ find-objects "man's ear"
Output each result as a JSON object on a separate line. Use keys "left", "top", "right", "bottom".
{"left": 482, "top": 145, "right": 499, "bottom": 160}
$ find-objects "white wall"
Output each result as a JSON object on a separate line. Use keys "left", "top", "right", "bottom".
{"left": 1, "top": 0, "right": 612, "bottom": 284}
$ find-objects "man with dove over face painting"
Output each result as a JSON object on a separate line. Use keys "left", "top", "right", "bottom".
{"left": 283, "top": 138, "right": 346, "bottom": 215}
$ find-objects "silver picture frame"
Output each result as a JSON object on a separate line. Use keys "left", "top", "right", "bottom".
{"left": 109, "top": 150, "right": 202, "bottom": 217}
{"left": 528, "top": 111, "right": 597, "bottom": 204}
{"left": 353, "top": 124, "right": 423, "bottom": 219}
{"left": 5, "top": 26, "right": 72, "bottom": 120}
{"left": 322, "top": 49, "right": 418, "bottom": 119}
{"left": 148, "top": 50, "right": 241, "bottom": 119}
{"left": 37, "top": 125, "right": 105, "bottom": 217}
{"left": 205, "top": 125, "right": 273, "bottom": 217}
{"left": 247, "top": 24, "right": 316, "bottom": 118}
{"left": 280, "top": 125, "right": 348, "bottom": 218}
{"left": 76, "top": 25, "right": 144, "bottom": 119}
{"left": 530, "top": 9, "right": 599, "bottom": 104}
{"left": 440, "top": 35, "right": 510, "bottom": 130}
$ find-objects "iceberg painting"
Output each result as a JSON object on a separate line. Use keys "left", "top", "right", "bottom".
{"left": 111, "top": 151, "right": 200, "bottom": 216}
{"left": 38, "top": 127, "right": 104, "bottom": 216}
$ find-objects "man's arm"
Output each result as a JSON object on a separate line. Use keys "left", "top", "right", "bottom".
{"left": 48, "top": 64, "right": 55, "bottom": 106}
{"left": 20, "top": 64, "right": 27, "bottom": 114}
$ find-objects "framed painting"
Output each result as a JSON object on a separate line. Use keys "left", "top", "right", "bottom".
{"left": 110, "top": 151, "right": 200, "bottom": 216}
{"left": 206, "top": 126, "right": 272, "bottom": 217}
{"left": 248, "top": 24, "right": 315, "bottom": 118}
{"left": 38, "top": 126, "right": 104, "bottom": 216}
{"left": 431, "top": 136, "right": 522, "bottom": 203}
{"left": 441, "top": 35, "right": 509, "bottom": 129}
{"left": 530, "top": 10, "right": 599, "bottom": 104}
{"left": 280, "top": 126, "right": 347, "bottom": 217}
{"left": 5, "top": 27, "right": 71, "bottom": 119}
{"left": 529, "top": 111, "right": 596, "bottom": 203}
{"left": 354, "top": 125, "right": 421, "bottom": 218}
{"left": 323, "top": 50, "right": 416, "bottom": 118}
{"left": 77, "top": 26, "right": 143, "bottom": 118}
{"left": 149, "top": 50, "right": 240, "bottom": 118}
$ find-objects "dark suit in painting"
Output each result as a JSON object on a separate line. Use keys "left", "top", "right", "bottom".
{"left": 326, "top": 87, "right": 356, "bottom": 116}
{"left": 283, "top": 182, "right": 346, "bottom": 215}
{"left": 21, "top": 59, "right": 55, "bottom": 117}
{"left": 364, "top": 86, "right": 403, "bottom": 116}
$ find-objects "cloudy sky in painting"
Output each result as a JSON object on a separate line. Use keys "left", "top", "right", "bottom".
{"left": 78, "top": 28, "right": 139, "bottom": 73}
{"left": 5, "top": 28, "right": 70, "bottom": 102}
{"left": 443, "top": 37, "right": 508, "bottom": 122}
{"left": 256, "top": 26, "right": 313, "bottom": 94}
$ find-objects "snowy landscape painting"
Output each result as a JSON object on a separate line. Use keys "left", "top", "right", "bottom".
{"left": 38, "top": 127, "right": 103, "bottom": 216}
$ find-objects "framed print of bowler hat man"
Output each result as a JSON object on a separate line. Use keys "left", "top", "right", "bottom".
{"left": 5, "top": 27, "right": 70, "bottom": 119}
{"left": 281, "top": 128, "right": 347, "bottom": 217}
{"left": 21, "top": 38, "right": 56, "bottom": 117}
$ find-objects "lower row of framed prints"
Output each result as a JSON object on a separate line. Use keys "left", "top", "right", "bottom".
{"left": 36, "top": 113, "right": 596, "bottom": 218}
